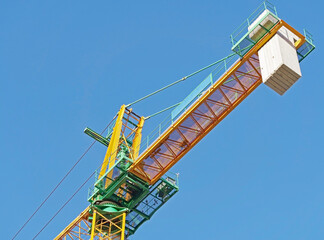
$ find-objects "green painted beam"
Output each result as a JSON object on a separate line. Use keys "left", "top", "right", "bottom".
{"left": 84, "top": 127, "right": 110, "bottom": 146}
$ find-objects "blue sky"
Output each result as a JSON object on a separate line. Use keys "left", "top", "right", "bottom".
{"left": 1, "top": 0, "right": 323, "bottom": 239}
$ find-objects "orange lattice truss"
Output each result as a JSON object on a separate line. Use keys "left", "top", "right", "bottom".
{"left": 130, "top": 54, "right": 262, "bottom": 185}
{"left": 129, "top": 20, "right": 305, "bottom": 185}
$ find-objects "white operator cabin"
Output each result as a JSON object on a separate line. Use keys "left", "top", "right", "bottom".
{"left": 249, "top": 10, "right": 302, "bottom": 95}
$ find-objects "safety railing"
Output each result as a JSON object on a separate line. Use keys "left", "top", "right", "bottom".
{"left": 161, "top": 171, "right": 180, "bottom": 189}
{"left": 230, "top": 1, "right": 278, "bottom": 47}
{"left": 125, "top": 171, "right": 179, "bottom": 235}
{"left": 297, "top": 29, "right": 315, "bottom": 62}
{"left": 231, "top": 8, "right": 280, "bottom": 57}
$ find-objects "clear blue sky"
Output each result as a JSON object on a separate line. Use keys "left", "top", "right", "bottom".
{"left": 1, "top": 1, "right": 323, "bottom": 239}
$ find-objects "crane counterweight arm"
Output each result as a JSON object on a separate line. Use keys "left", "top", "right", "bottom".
{"left": 129, "top": 20, "right": 304, "bottom": 185}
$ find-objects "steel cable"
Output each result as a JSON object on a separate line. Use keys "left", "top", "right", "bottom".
{"left": 11, "top": 115, "right": 116, "bottom": 240}
{"left": 32, "top": 171, "right": 95, "bottom": 239}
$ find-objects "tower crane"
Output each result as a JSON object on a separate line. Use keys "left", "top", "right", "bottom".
{"left": 54, "top": 2, "right": 315, "bottom": 239}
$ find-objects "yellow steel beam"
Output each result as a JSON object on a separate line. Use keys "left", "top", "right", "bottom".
{"left": 90, "top": 210, "right": 97, "bottom": 240}
{"left": 121, "top": 213, "right": 126, "bottom": 240}
{"left": 99, "top": 104, "right": 126, "bottom": 178}
{"left": 131, "top": 116, "right": 145, "bottom": 160}
{"left": 283, "top": 21, "right": 305, "bottom": 49}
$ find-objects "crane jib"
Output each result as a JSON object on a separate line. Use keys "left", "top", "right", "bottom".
{"left": 129, "top": 20, "right": 304, "bottom": 186}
